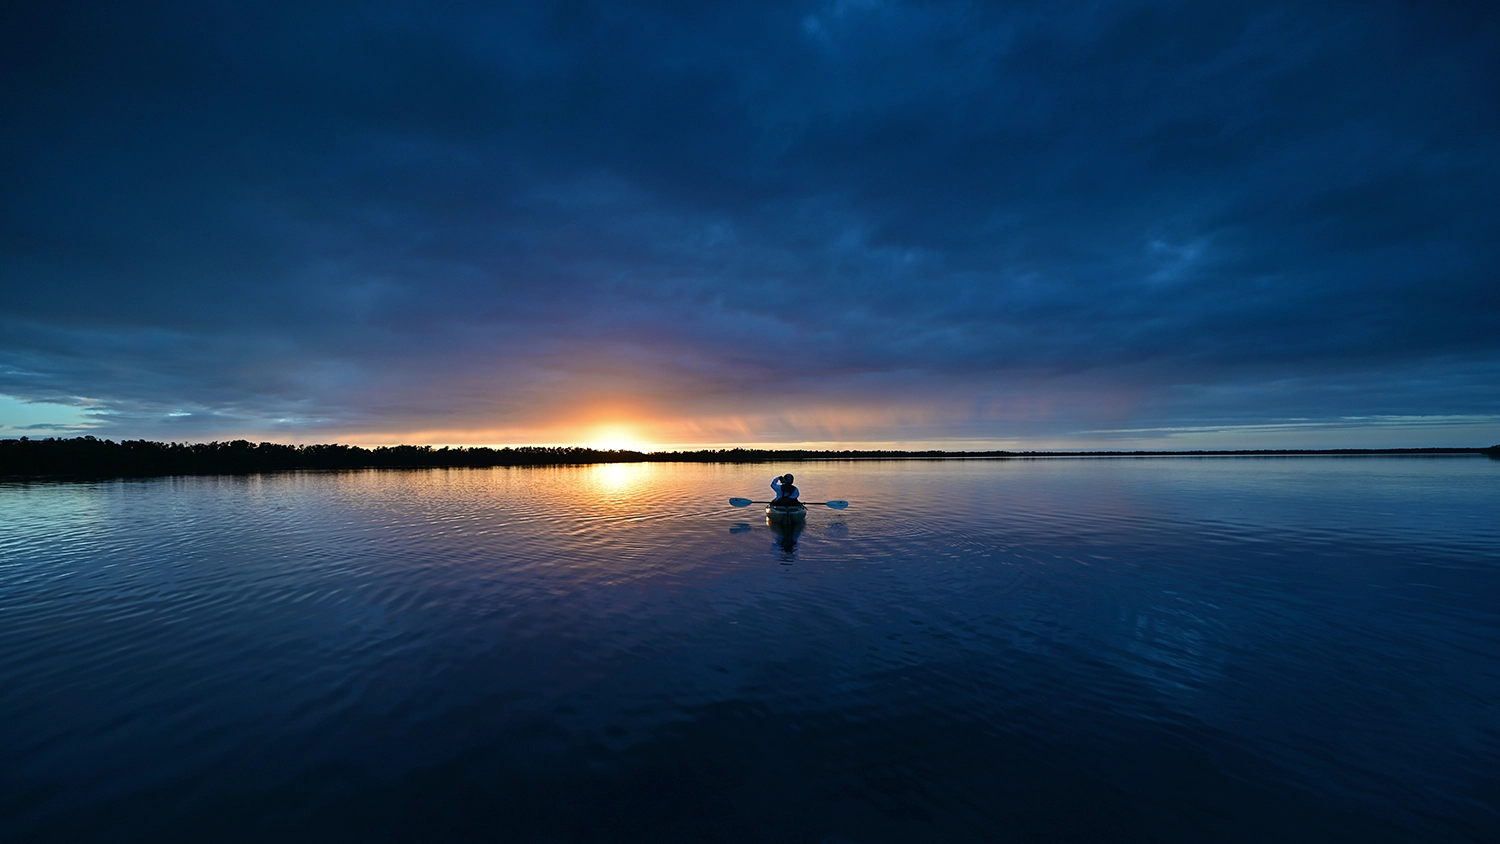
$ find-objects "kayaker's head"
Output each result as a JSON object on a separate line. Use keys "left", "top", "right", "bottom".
{"left": 782, "top": 473, "right": 794, "bottom": 485}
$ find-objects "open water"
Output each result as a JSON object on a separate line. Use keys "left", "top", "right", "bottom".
{"left": 1, "top": 457, "right": 1497, "bottom": 842}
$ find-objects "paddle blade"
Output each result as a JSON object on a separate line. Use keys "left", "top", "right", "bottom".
{"left": 823, "top": 500, "right": 849, "bottom": 510}
{"left": 729, "top": 497, "right": 754, "bottom": 507}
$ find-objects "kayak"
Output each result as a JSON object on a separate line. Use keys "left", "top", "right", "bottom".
{"left": 765, "top": 503, "right": 808, "bottom": 523}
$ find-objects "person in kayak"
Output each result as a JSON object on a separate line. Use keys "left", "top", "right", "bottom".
{"left": 770, "top": 473, "right": 800, "bottom": 507}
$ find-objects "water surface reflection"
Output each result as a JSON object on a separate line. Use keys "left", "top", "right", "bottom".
{"left": 0, "top": 458, "right": 1496, "bottom": 842}
{"left": 770, "top": 518, "right": 803, "bottom": 559}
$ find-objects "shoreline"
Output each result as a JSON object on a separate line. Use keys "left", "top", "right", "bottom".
{"left": 3, "top": 436, "right": 1498, "bottom": 480}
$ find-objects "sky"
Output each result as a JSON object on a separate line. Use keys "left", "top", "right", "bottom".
{"left": 3, "top": 0, "right": 1498, "bottom": 450}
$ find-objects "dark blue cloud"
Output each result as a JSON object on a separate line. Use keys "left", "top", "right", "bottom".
{"left": 2, "top": 0, "right": 1497, "bottom": 445}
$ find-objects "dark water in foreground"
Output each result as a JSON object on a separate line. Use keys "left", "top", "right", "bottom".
{"left": 2, "top": 458, "right": 1497, "bottom": 842}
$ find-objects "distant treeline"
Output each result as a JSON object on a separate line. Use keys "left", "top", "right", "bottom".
{"left": 0, "top": 437, "right": 656, "bottom": 477}
{"left": 1, "top": 436, "right": 1497, "bottom": 479}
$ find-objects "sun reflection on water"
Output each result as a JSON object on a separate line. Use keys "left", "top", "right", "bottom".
{"left": 581, "top": 461, "right": 657, "bottom": 501}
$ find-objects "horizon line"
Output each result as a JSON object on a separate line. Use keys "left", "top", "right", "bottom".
{"left": 5, "top": 435, "right": 1498, "bottom": 458}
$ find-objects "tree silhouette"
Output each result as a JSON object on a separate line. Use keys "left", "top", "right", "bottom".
{"left": 0, "top": 436, "right": 1492, "bottom": 479}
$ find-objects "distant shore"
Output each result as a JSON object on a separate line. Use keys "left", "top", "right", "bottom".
{"left": 2, "top": 436, "right": 1497, "bottom": 480}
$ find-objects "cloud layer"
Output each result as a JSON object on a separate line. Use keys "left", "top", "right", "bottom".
{"left": 3, "top": 1, "right": 1498, "bottom": 446}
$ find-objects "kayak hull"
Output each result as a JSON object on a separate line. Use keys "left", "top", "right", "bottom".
{"left": 765, "top": 503, "right": 808, "bottom": 523}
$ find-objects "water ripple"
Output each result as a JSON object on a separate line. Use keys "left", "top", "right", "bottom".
{"left": 1, "top": 459, "right": 1497, "bottom": 841}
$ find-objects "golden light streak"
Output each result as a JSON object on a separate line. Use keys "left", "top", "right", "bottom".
{"left": 327, "top": 400, "right": 1034, "bottom": 450}
{"left": 292, "top": 383, "right": 1143, "bottom": 450}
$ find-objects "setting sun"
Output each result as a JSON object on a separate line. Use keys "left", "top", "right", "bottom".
{"left": 581, "top": 425, "right": 652, "bottom": 453}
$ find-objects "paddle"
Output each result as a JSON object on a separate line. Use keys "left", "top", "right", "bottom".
{"left": 729, "top": 497, "right": 849, "bottom": 510}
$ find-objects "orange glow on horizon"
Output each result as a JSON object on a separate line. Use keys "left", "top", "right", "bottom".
{"left": 317, "top": 400, "right": 1041, "bottom": 451}
{"left": 274, "top": 388, "right": 1161, "bottom": 451}
{"left": 578, "top": 424, "right": 653, "bottom": 452}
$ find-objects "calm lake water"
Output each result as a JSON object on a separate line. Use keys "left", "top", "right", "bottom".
{"left": 2, "top": 458, "right": 1497, "bottom": 842}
